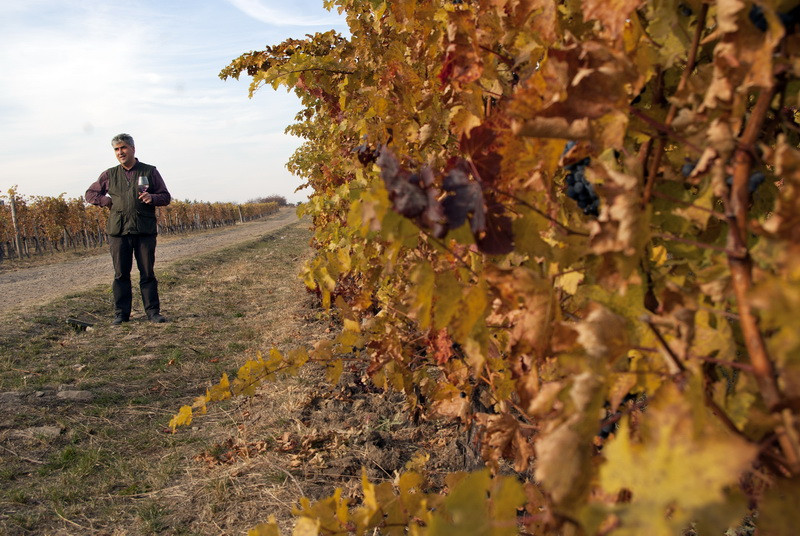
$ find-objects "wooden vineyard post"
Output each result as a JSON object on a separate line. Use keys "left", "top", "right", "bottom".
{"left": 10, "top": 194, "right": 23, "bottom": 259}
{"left": 238, "top": 205, "right": 244, "bottom": 223}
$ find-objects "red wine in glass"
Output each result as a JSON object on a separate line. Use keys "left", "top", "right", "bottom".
{"left": 137, "top": 176, "right": 149, "bottom": 193}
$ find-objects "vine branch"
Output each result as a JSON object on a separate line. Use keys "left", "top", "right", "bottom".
{"left": 642, "top": 4, "right": 708, "bottom": 206}
{"left": 726, "top": 85, "right": 799, "bottom": 473}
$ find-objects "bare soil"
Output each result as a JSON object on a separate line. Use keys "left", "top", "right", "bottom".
{"left": 0, "top": 207, "right": 299, "bottom": 315}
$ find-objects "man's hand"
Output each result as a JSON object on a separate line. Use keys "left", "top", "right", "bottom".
{"left": 138, "top": 191, "right": 153, "bottom": 204}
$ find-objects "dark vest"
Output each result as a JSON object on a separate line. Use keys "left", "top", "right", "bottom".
{"left": 106, "top": 163, "right": 158, "bottom": 236}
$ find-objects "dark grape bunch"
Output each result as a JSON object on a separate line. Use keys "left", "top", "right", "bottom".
{"left": 684, "top": 160, "right": 765, "bottom": 193}
{"left": 750, "top": 5, "right": 800, "bottom": 34}
{"left": 748, "top": 171, "right": 766, "bottom": 192}
{"left": 565, "top": 157, "right": 600, "bottom": 216}
{"left": 353, "top": 139, "right": 379, "bottom": 166}
{"left": 597, "top": 393, "right": 640, "bottom": 441}
{"left": 724, "top": 171, "right": 767, "bottom": 193}
{"left": 681, "top": 160, "right": 696, "bottom": 178}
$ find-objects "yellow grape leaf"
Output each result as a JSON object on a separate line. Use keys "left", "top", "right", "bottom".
{"left": 343, "top": 317, "right": 360, "bottom": 334}
{"left": 758, "top": 477, "right": 800, "bottom": 536}
{"left": 650, "top": 245, "right": 667, "bottom": 267}
{"left": 207, "top": 373, "right": 232, "bottom": 401}
{"left": 234, "top": 357, "right": 265, "bottom": 396}
{"left": 608, "top": 373, "right": 638, "bottom": 412}
{"left": 335, "top": 295, "right": 357, "bottom": 323}
{"left": 450, "top": 282, "right": 488, "bottom": 344}
{"left": 354, "top": 470, "right": 381, "bottom": 531}
{"left": 286, "top": 347, "right": 309, "bottom": 375}
{"left": 555, "top": 271, "right": 584, "bottom": 295}
{"left": 592, "top": 110, "right": 628, "bottom": 150}
{"left": 429, "top": 471, "right": 492, "bottom": 535}
{"left": 335, "top": 246, "right": 351, "bottom": 273}
{"left": 581, "top": 284, "right": 648, "bottom": 340}
{"left": 600, "top": 382, "right": 757, "bottom": 535}
{"left": 398, "top": 470, "right": 427, "bottom": 519}
{"left": 248, "top": 516, "right": 280, "bottom": 536}
{"left": 292, "top": 489, "right": 349, "bottom": 534}
{"left": 693, "top": 309, "right": 735, "bottom": 363}
{"left": 643, "top": 0, "right": 691, "bottom": 68}
{"left": 191, "top": 393, "right": 209, "bottom": 413}
{"left": 450, "top": 105, "right": 482, "bottom": 139}
{"left": 429, "top": 469, "right": 524, "bottom": 536}
{"left": 674, "top": 182, "right": 715, "bottom": 230}
{"left": 463, "top": 330, "right": 488, "bottom": 370}
{"left": 312, "top": 339, "right": 333, "bottom": 361}
{"left": 512, "top": 207, "right": 551, "bottom": 260}
{"left": 326, "top": 359, "right": 343, "bottom": 384}
{"left": 409, "top": 260, "right": 435, "bottom": 330}
{"left": 266, "top": 347, "right": 284, "bottom": 369}
{"left": 490, "top": 474, "right": 527, "bottom": 536}
{"left": 337, "top": 328, "right": 361, "bottom": 350}
{"left": 302, "top": 265, "right": 317, "bottom": 291}
{"left": 169, "top": 405, "right": 192, "bottom": 431}
{"left": 403, "top": 455, "right": 429, "bottom": 473}
{"left": 628, "top": 349, "right": 667, "bottom": 395}
{"left": 334, "top": 488, "right": 349, "bottom": 525}
{"left": 293, "top": 517, "right": 320, "bottom": 536}
{"left": 433, "top": 270, "right": 464, "bottom": 330}
{"left": 711, "top": 380, "right": 756, "bottom": 431}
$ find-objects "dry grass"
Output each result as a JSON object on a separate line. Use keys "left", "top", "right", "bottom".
{"left": 0, "top": 220, "right": 332, "bottom": 535}
{"left": 0, "top": 218, "right": 474, "bottom": 535}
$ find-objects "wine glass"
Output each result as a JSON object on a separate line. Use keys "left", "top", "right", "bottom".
{"left": 137, "top": 176, "right": 149, "bottom": 193}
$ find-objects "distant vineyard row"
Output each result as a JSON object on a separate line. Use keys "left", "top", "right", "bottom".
{"left": 0, "top": 188, "right": 279, "bottom": 261}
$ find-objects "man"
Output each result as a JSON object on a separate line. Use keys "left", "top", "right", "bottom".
{"left": 85, "top": 133, "right": 171, "bottom": 324}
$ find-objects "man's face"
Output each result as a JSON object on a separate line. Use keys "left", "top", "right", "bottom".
{"left": 113, "top": 142, "right": 136, "bottom": 168}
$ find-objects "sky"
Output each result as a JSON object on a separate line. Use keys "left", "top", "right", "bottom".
{"left": 0, "top": 0, "right": 348, "bottom": 204}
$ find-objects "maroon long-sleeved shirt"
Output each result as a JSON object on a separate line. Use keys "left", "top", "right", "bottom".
{"left": 85, "top": 159, "right": 171, "bottom": 207}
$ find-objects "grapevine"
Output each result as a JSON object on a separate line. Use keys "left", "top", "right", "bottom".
{"left": 0, "top": 188, "right": 279, "bottom": 261}
{"left": 177, "top": 1, "right": 800, "bottom": 534}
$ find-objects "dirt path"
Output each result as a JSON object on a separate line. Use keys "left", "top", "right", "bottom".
{"left": 0, "top": 207, "right": 298, "bottom": 315}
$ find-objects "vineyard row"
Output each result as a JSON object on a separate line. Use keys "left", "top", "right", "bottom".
{"left": 0, "top": 189, "right": 280, "bottom": 262}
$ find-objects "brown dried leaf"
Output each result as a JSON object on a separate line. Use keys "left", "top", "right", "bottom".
{"left": 476, "top": 412, "right": 535, "bottom": 472}
{"left": 534, "top": 416, "right": 591, "bottom": 504}
{"left": 762, "top": 135, "right": 800, "bottom": 243}
{"left": 582, "top": 0, "right": 643, "bottom": 39}
{"left": 588, "top": 164, "right": 646, "bottom": 259}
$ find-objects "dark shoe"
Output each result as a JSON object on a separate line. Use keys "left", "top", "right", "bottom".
{"left": 148, "top": 313, "right": 167, "bottom": 323}
{"left": 112, "top": 314, "right": 129, "bottom": 325}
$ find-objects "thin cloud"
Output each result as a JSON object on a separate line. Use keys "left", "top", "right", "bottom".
{"left": 225, "top": 0, "right": 344, "bottom": 26}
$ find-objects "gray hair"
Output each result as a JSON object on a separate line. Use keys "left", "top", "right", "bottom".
{"left": 111, "top": 133, "right": 135, "bottom": 147}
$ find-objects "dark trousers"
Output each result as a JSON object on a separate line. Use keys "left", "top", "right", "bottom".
{"left": 109, "top": 234, "right": 160, "bottom": 318}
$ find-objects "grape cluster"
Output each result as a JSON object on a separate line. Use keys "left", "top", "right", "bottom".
{"left": 684, "top": 160, "right": 765, "bottom": 193}
{"left": 724, "top": 171, "right": 767, "bottom": 193}
{"left": 565, "top": 157, "right": 599, "bottom": 216}
{"left": 748, "top": 171, "right": 766, "bottom": 192}
{"left": 749, "top": 5, "right": 768, "bottom": 31}
{"left": 353, "top": 141, "right": 379, "bottom": 166}
{"left": 597, "top": 393, "right": 639, "bottom": 441}
{"left": 750, "top": 5, "right": 800, "bottom": 33}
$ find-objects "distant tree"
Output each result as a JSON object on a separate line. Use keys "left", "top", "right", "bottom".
{"left": 246, "top": 195, "right": 288, "bottom": 206}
